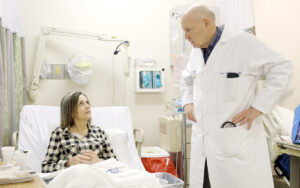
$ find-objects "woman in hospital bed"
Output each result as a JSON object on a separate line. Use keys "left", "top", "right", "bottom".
{"left": 42, "top": 91, "right": 116, "bottom": 173}
{"left": 42, "top": 91, "right": 162, "bottom": 188}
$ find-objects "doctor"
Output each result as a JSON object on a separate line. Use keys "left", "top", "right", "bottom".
{"left": 180, "top": 5, "right": 293, "bottom": 188}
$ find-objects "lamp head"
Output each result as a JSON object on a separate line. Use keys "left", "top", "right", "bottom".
{"left": 113, "top": 41, "right": 130, "bottom": 55}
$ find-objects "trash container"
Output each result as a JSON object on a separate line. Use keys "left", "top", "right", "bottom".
{"left": 141, "top": 146, "right": 178, "bottom": 177}
{"left": 155, "top": 172, "right": 184, "bottom": 188}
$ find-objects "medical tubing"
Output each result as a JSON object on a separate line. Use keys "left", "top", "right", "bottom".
{"left": 112, "top": 55, "right": 115, "bottom": 105}
{"left": 123, "top": 67, "right": 126, "bottom": 106}
{"left": 112, "top": 41, "right": 129, "bottom": 105}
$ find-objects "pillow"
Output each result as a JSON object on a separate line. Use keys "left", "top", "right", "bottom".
{"left": 105, "top": 129, "right": 134, "bottom": 168}
{"left": 48, "top": 121, "right": 60, "bottom": 137}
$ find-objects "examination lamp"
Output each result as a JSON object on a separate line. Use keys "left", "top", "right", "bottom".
{"left": 114, "top": 41, "right": 130, "bottom": 55}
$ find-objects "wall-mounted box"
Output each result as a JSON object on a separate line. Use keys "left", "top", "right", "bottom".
{"left": 136, "top": 68, "right": 165, "bottom": 92}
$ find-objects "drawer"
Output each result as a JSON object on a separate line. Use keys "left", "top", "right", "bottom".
{"left": 186, "top": 127, "right": 192, "bottom": 143}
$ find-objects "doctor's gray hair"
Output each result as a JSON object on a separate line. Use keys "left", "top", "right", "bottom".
{"left": 60, "top": 91, "right": 91, "bottom": 128}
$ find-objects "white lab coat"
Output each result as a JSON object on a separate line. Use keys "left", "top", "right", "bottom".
{"left": 181, "top": 26, "right": 293, "bottom": 188}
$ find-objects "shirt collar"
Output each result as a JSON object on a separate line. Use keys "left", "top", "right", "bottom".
{"left": 62, "top": 124, "right": 93, "bottom": 137}
{"left": 219, "top": 25, "right": 232, "bottom": 44}
{"left": 205, "top": 25, "right": 224, "bottom": 49}
{"left": 62, "top": 127, "right": 69, "bottom": 136}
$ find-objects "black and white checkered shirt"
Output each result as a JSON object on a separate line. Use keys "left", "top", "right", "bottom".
{"left": 41, "top": 125, "right": 116, "bottom": 173}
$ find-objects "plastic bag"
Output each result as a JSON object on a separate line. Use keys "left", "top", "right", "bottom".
{"left": 40, "top": 61, "right": 51, "bottom": 79}
{"left": 141, "top": 157, "right": 178, "bottom": 177}
{"left": 67, "top": 54, "right": 94, "bottom": 85}
{"left": 274, "top": 154, "right": 290, "bottom": 180}
{"left": 291, "top": 105, "right": 300, "bottom": 144}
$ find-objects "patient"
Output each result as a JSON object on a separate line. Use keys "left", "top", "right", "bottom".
{"left": 41, "top": 92, "right": 116, "bottom": 173}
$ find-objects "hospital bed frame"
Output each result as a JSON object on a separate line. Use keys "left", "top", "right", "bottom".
{"left": 275, "top": 143, "right": 300, "bottom": 188}
{"left": 262, "top": 105, "right": 294, "bottom": 187}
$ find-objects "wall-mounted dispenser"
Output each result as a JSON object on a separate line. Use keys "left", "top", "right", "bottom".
{"left": 136, "top": 68, "right": 165, "bottom": 92}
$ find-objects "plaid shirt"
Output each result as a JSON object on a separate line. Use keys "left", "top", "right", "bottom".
{"left": 201, "top": 25, "right": 224, "bottom": 63}
{"left": 41, "top": 125, "right": 116, "bottom": 173}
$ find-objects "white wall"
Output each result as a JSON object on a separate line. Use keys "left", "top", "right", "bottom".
{"left": 14, "top": 0, "right": 219, "bottom": 146}
{"left": 11, "top": 0, "right": 300, "bottom": 147}
{"left": 254, "top": 0, "right": 300, "bottom": 110}
{"left": 16, "top": 0, "right": 178, "bottom": 146}
{"left": 1, "top": 0, "right": 20, "bottom": 32}
{"left": 0, "top": 1, "right": 2, "bottom": 17}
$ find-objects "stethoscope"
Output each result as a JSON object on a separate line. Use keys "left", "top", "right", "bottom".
{"left": 221, "top": 121, "right": 238, "bottom": 128}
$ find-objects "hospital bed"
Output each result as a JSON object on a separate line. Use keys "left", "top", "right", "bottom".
{"left": 261, "top": 105, "right": 295, "bottom": 187}
{"left": 14, "top": 105, "right": 145, "bottom": 173}
{"left": 262, "top": 105, "right": 294, "bottom": 162}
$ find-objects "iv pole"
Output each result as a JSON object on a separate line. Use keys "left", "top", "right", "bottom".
{"left": 28, "top": 27, "right": 130, "bottom": 103}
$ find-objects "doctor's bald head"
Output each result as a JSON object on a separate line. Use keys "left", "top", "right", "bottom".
{"left": 181, "top": 5, "right": 217, "bottom": 48}
{"left": 184, "top": 5, "right": 216, "bottom": 22}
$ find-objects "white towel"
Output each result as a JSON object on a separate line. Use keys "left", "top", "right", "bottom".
{"left": 48, "top": 158, "right": 162, "bottom": 188}
{"left": 0, "top": 166, "right": 30, "bottom": 179}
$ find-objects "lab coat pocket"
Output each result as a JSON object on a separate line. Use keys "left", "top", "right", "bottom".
{"left": 212, "top": 125, "right": 250, "bottom": 157}
{"left": 220, "top": 77, "right": 242, "bottom": 102}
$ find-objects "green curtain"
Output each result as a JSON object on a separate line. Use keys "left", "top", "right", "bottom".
{"left": 0, "top": 19, "right": 4, "bottom": 148}
{"left": 13, "top": 33, "right": 24, "bottom": 137}
{"left": 0, "top": 19, "right": 26, "bottom": 147}
{"left": 13, "top": 34, "right": 24, "bottom": 135}
{"left": 4, "top": 28, "right": 12, "bottom": 146}
{"left": 3, "top": 27, "right": 9, "bottom": 146}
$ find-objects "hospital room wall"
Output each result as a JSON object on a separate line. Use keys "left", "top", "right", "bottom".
{"left": 7, "top": 0, "right": 299, "bottom": 146}
{"left": 253, "top": 0, "right": 300, "bottom": 110}
{"left": 13, "top": 0, "right": 218, "bottom": 146}
{"left": 14, "top": 0, "right": 180, "bottom": 146}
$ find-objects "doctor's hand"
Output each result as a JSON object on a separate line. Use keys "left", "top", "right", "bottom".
{"left": 183, "top": 103, "right": 197, "bottom": 123}
{"left": 81, "top": 150, "right": 104, "bottom": 164}
{"left": 232, "top": 106, "right": 262, "bottom": 130}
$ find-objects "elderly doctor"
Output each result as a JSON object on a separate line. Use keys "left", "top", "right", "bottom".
{"left": 180, "top": 5, "right": 293, "bottom": 188}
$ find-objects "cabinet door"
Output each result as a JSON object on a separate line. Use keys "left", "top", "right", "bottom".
{"left": 186, "top": 143, "right": 191, "bottom": 158}
{"left": 187, "top": 158, "right": 190, "bottom": 185}
{"left": 186, "top": 126, "right": 192, "bottom": 143}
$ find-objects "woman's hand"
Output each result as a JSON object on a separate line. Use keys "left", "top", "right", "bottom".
{"left": 81, "top": 150, "right": 104, "bottom": 164}
{"left": 67, "top": 154, "right": 92, "bottom": 167}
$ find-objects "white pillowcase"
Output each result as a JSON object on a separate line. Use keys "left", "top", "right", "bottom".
{"left": 48, "top": 121, "right": 60, "bottom": 136}
{"left": 105, "top": 129, "right": 134, "bottom": 168}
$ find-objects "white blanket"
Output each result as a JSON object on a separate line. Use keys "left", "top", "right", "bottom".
{"left": 48, "top": 159, "right": 162, "bottom": 188}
